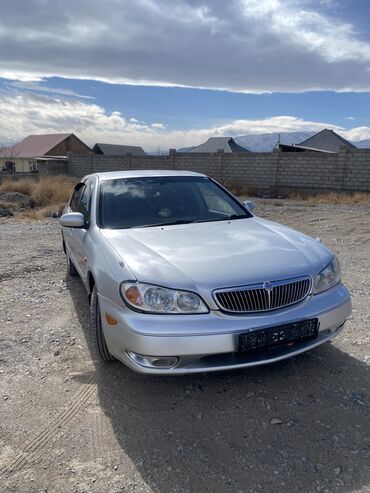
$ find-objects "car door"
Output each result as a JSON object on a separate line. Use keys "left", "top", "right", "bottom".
{"left": 72, "top": 179, "right": 93, "bottom": 282}
{"left": 64, "top": 182, "right": 86, "bottom": 272}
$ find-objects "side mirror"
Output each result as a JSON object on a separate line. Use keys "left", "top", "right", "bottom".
{"left": 60, "top": 212, "right": 86, "bottom": 228}
{"left": 243, "top": 200, "right": 255, "bottom": 212}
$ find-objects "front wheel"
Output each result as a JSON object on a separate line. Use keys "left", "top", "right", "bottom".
{"left": 89, "top": 285, "right": 115, "bottom": 362}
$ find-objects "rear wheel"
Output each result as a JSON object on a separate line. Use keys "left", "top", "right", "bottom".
{"left": 89, "top": 285, "right": 115, "bottom": 362}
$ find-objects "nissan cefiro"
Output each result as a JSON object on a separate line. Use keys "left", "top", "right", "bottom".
{"left": 60, "top": 171, "right": 351, "bottom": 374}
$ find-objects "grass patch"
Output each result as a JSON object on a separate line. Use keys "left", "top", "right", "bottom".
{"left": 30, "top": 176, "right": 77, "bottom": 207}
{"left": 0, "top": 177, "right": 35, "bottom": 196}
{"left": 0, "top": 175, "right": 77, "bottom": 218}
{"left": 222, "top": 182, "right": 258, "bottom": 196}
{"left": 286, "top": 191, "right": 370, "bottom": 205}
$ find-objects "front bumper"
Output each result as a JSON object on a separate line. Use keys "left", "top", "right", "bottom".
{"left": 99, "top": 284, "right": 351, "bottom": 374}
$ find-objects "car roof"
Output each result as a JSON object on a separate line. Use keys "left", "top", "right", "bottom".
{"left": 89, "top": 170, "right": 206, "bottom": 181}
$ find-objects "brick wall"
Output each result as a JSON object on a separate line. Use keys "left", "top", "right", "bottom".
{"left": 47, "top": 135, "right": 91, "bottom": 156}
{"left": 38, "top": 160, "right": 68, "bottom": 176}
{"left": 68, "top": 147, "right": 370, "bottom": 193}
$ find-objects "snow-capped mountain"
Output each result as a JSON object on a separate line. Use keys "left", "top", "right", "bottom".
{"left": 234, "top": 132, "right": 315, "bottom": 152}
{"left": 234, "top": 132, "right": 370, "bottom": 151}
{"left": 355, "top": 139, "right": 370, "bottom": 148}
{"left": 175, "top": 131, "right": 370, "bottom": 153}
{"left": 177, "top": 132, "right": 316, "bottom": 153}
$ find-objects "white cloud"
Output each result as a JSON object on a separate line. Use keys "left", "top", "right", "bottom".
{"left": 242, "top": 0, "right": 370, "bottom": 64}
{"left": 9, "top": 81, "right": 95, "bottom": 99}
{"left": 341, "top": 126, "right": 370, "bottom": 142}
{"left": 0, "top": 0, "right": 369, "bottom": 92}
{"left": 1, "top": 91, "right": 369, "bottom": 150}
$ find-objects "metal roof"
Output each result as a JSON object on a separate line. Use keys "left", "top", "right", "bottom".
{"left": 188, "top": 137, "right": 251, "bottom": 153}
{"left": 278, "top": 143, "right": 336, "bottom": 154}
{"left": 0, "top": 133, "right": 74, "bottom": 158}
{"left": 297, "top": 129, "right": 356, "bottom": 152}
{"left": 93, "top": 143, "right": 146, "bottom": 156}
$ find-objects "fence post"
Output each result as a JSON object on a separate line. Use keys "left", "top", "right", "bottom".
{"left": 338, "top": 145, "right": 348, "bottom": 190}
{"left": 217, "top": 149, "right": 224, "bottom": 182}
{"left": 169, "top": 149, "right": 176, "bottom": 169}
{"left": 273, "top": 146, "right": 281, "bottom": 195}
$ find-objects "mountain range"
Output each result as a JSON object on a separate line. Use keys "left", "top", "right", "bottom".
{"left": 176, "top": 132, "right": 370, "bottom": 153}
{"left": 234, "top": 132, "right": 370, "bottom": 152}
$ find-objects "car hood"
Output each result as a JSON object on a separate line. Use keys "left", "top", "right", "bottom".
{"left": 100, "top": 217, "right": 333, "bottom": 294}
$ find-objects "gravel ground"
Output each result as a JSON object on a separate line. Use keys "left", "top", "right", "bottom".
{"left": 0, "top": 199, "right": 369, "bottom": 493}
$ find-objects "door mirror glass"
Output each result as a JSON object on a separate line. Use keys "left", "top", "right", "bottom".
{"left": 60, "top": 212, "right": 86, "bottom": 228}
{"left": 243, "top": 200, "right": 255, "bottom": 212}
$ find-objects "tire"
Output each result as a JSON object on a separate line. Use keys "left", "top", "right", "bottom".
{"left": 67, "top": 256, "right": 79, "bottom": 277}
{"left": 89, "top": 285, "right": 115, "bottom": 362}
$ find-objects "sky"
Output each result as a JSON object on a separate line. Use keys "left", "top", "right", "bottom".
{"left": 1, "top": 0, "right": 370, "bottom": 150}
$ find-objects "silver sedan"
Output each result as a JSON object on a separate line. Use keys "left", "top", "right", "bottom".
{"left": 60, "top": 170, "right": 351, "bottom": 374}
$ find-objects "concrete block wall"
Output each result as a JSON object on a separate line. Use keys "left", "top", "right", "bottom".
{"left": 38, "top": 160, "right": 68, "bottom": 176}
{"left": 342, "top": 149, "right": 370, "bottom": 191}
{"left": 278, "top": 153, "right": 340, "bottom": 190}
{"left": 68, "top": 148, "right": 370, "bottom": 193}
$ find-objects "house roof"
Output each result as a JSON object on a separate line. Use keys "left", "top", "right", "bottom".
{"left": 188, "top": 137, "right": 251, "bottom": 153}
{"left": 1, "top": 133, "right": 74, "bottom": 158}
{"left": 278, "top": 143, "right": 336, "bottom": 154}
{"left": 297, "top": 129, "right": 356, "bottom": 152}
{"left": 93, "top": 143, "right": 146, "bottom": 156}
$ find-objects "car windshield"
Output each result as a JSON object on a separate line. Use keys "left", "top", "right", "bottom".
{"left": 98, "top": 176, "right": 251, "bottom": 229}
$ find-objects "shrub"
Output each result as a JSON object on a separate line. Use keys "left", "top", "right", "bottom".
{"left": 30, "top": 176, "right": 77, "bottom": 207}
{"left": 0, "top": 175, "right": 77, "bottom": 207}
{"left": 287, "top": 191, "right": 370, "bottom": 205}
{"left": 0, "top": 175, "right": 77, "bottom": 218}
{"left": 0, "top": 177, "right": 35, "bottom": 196}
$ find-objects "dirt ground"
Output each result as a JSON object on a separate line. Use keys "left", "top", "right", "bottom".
{"left": 0, "top": 199, "right": 369, "bottom": 493}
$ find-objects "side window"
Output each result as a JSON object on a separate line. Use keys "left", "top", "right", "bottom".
{"left": 77, "top": 183, "right": 90, "bottom": 221}
{"left": 69, "top": 184, "right": 85, "bottom": 212}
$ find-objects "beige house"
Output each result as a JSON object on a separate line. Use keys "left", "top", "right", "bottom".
{"left": 0, "top": 133, "right": 91, "bottom": 173}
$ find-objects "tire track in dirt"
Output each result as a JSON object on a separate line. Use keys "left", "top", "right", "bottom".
{"left": 88, "top": 405, "right": 119, "bottom": 466}
{"left": 0, "top": 365, "right": 109, "bottom": 476}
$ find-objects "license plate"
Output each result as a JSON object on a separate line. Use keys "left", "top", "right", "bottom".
{"left": 238, "top": 319, "right": 319, "bottom": 355}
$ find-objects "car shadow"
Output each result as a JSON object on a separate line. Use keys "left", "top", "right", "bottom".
{"left": 67, "top": 275, "right": 369, "bottom": 493}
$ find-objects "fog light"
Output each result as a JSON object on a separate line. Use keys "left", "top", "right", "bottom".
{"left": 151, "top": 358, "right": 178, "bottom": 367}
{"left": 127, "top": 351, "right": 179, "bottom": 369}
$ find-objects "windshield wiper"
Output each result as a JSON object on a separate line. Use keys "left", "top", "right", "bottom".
{"left": 133, "top": 215, "right": 249, "bottom": 229}
{"left": 224, "top": 214, "right": 249, "bottom": 220}
{"left": 135, "top": 219, "right": 198, "bottom": 228}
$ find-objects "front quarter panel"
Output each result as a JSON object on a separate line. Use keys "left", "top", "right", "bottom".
{"left": 86, "top": 225, "right": 136, "bottom": 305}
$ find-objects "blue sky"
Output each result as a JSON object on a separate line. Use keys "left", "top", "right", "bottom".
{"left": 0, "top": 0, "right": 370, "bottom": 150}
{"left": 3, "top": 77, "right": 370, "bottom": 131}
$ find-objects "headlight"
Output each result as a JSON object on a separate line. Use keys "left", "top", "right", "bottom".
{"left": 313, "top": 257, "right": 341, "bottom": 294}
{"left": 120, "top": 282, "right": 209, "bottom": 314}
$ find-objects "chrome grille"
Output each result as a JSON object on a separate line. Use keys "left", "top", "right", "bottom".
{"left": 214, "top": 277, "right": 311, "bottom": 313}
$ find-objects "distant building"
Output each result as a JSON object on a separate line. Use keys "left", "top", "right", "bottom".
{"left": 187, "top": 137, "right": 251, "bottom": 153}
{"left": 279, "top": 129, "right": 356, "bottom": 153}
{"left": 93, "top": 143, "right": 146, "bottom": 156}
{"left": 0, "top": 133, "right": 91, "bottom": 173}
